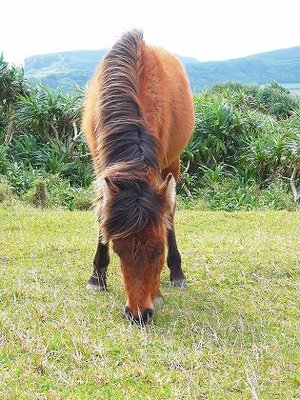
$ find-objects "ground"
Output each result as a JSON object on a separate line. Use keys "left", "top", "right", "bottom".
{"left": 0, "top": 207, "right": 299, "bottom": 399}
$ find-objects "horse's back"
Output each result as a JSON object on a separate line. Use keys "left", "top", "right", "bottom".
{"left": 82, "top": 69, "right": 100, "bottom": 163}
{"left": 139, "top": 44, "right": 194, "bottom": 169}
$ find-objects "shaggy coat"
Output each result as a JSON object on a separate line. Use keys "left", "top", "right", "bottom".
{"left": 82, "top": 30, "right": 194, "bottom": 322}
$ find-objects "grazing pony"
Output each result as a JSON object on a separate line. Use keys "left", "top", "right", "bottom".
{"left": 82, "top": 30, "right": 194, "bottom": 324}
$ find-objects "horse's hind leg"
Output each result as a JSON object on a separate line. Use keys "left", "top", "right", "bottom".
{"left": 162, "top": 159, "right": 186, "bottom": 287}
{"left": 87, "top": 238, "right": 110, "bottom": 291}
{"left": 167, "top": 219, "right": 186, "bottom": 287}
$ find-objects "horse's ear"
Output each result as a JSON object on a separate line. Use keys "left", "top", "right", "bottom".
{"left": 159, "top": 173, "right": 176, "bottom": 212}
{"left": 100, "top": 177, "right": 118, "bottom": 205}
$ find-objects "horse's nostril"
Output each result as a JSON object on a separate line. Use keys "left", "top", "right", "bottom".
{"left": 124, "top": 306, "right": 154, "bottom": 325}
{"left": 124, "top": 306, "right": 134, "bottom": 323}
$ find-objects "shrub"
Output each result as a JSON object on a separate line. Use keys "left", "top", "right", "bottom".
{"left": 1, "top": 67, "right": 300, "bottom": 211}
{"left": 178, "top": 82, "right": 300, "bottom": 207}
{"left": 0, "top": 144, "right": 8, "bottom": 174}
{"left": 24, "top": 179, "right": 49, "bottom": 208}
{"left": 46, "top": 178, "right": 93, "bottom": 210}
{"left": 260, "top": 181, "right": 295, "bottom": 210}
{"left": 0, "top": 182, "right": 13, "bottom": 203}
{"left": 5, "top": 163, "right": 41, "bottom": 195}
{"left": 202, "top": 177, "right": 260, "bottom": 211}
{"left": 73, "top": 187, "right": 93, "bottom": 210}
{"left": 15, "top": 85, "right": 83, "bottom": 146}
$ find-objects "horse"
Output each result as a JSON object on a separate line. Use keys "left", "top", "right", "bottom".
{"left": 82, "top": 30, "right": 194, "bottom": 324}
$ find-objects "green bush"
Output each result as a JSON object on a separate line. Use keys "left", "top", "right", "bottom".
{"left": 73, "top": 187, "right": 93, "bottom": 210}
{"left": 260, "top": 181, "right": 295, "bottom": 210}
{"left": 0, "top": 144, "right": 8, "bottom": 174}
{"left": 1, "top": 56, "right": 299, "bottom": 212}
{"left": 15, "top": 85, "right": 83, "bottom": 145}
{"left": 0, "top": 182, "right": 13, "bottom": 203}
{"left": 24, "top": 179, "right": 49, "bottom": 208}
{"left": 202, "top": 177, "right": 260, "bottom": 211}
{"left": 5, "top": 163, "right": 42, "bottom": 195}
{"left": 45, "top": 178, "right": 92, "bottom": 210}
{"left": 212, "top": 81, "right": 299, "bottom": 118}
{"left": 178, "top": 82, "right": 300, "bottom": 208}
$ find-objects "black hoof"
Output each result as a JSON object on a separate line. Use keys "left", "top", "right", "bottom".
{"left": 170, "top": 271, "right": 187, "bottom": 287}
{"left": 124, "top": 306, "right": 154, "bottom": 325}
{"left": 87, "top": 275, "right": 107, "bottom": 291}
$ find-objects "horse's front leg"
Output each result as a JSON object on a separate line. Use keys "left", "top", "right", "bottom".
{"left": 87, "top": 238, "right": 110, "bottom": 290}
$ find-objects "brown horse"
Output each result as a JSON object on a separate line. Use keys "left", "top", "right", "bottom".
{"left": 82, "top": 30, "right": 194, "bottom": 324}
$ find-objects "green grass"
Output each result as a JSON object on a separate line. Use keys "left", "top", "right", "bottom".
{"left": 0, "top": 207, "right": 299, "bottom": 399}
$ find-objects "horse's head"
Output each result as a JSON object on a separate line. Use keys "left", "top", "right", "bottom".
{"left": 100, "top": 172, "right": 176, "bottom": 324}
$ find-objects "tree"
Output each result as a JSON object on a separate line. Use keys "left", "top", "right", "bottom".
{"left": 0, "top": 54, "right": 27, "bottom": 143}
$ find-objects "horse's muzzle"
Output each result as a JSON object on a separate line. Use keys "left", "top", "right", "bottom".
{"left": 124, "top": 306, "right": 154, "bottom": 325}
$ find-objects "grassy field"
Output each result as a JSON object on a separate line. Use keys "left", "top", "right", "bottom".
{"left": 0, "top": 207, "right": 299, "bottom": 399}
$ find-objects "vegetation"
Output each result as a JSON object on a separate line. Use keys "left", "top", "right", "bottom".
{"left": 0, "top": 56, "right": 93, "bottom": 210}
{"left": 0, "top": 208, "right": 299, "bottom": 399}
{"left": 180, "top": 82, "right": 300, "bottom": 209}
{"left": 1, "top": 55, "right": 300, "bottom": 211}
{"left": 1, "top": 52, "right": 299, "bottom": 398}
{"left": 0, "top": 54, "right": 27, "bottom": 144}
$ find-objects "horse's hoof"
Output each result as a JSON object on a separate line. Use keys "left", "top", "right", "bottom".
{"left": 171, "top": 278, "right": 187, "bottom": 288}
{"left": 86, "top": 283, "right": 106, "bottom": 291}
{"left": 87, "top": 275, "right": 107, "bottom": 291}
{"left": 154, "top": 296, "right": 163, "bottom": 307}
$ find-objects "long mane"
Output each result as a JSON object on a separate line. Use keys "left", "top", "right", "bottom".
{"left": 94, "top": 30, "right": 163, "bottom": 241}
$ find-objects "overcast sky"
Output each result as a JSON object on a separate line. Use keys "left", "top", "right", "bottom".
{"left": 1, "top": 0, "right": 300, "bottom": 65}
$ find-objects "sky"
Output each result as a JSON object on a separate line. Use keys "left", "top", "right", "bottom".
{"left": 1, "top": 0, "right": 300, "bottom": 65}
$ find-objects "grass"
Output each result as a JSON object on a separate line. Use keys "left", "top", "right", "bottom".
{"left": 0, "top": 206, "right": 299, "bottom": 399}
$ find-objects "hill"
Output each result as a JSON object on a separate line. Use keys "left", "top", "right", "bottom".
{"left": 24, "top": 46, "right": 300, "bottom": 92}
{"left": 24, "top": 49, "right": 107, "bottom": 91}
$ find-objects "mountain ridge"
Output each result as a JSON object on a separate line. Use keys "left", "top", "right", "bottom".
{"left": 24, "top": 45, "right": 300, "bottom": 92}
